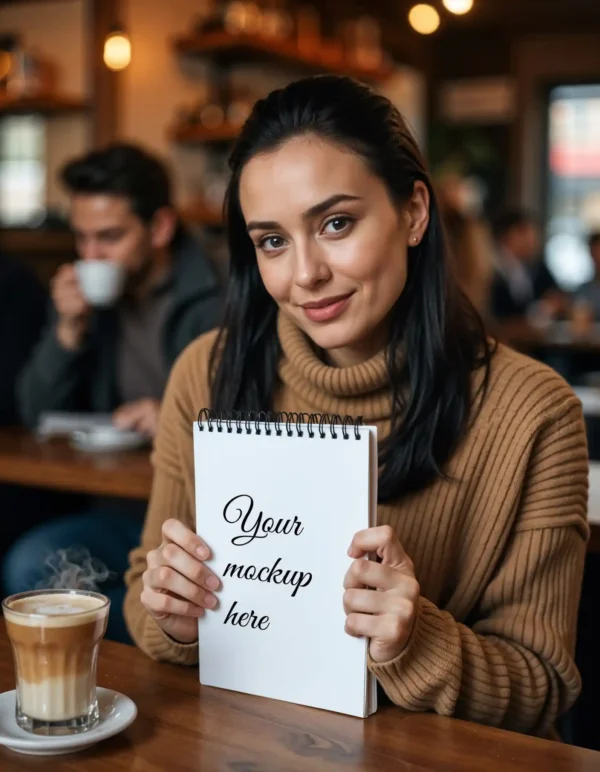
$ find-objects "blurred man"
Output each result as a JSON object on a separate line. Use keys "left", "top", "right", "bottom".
{"left": 490, "top": 208, "right": 565, "bottom": 322}
{"left": 18, "top": 143, "right": 220, "bottom": 429}
{"left": 3, "top": 144, "right": 221, "bottom": 642}
{"left": 575, "top": 232, "right": 600, "bottom": 320}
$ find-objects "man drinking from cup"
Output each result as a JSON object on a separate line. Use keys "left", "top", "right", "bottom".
{"left": 2, "top": 143, "right": 222, "bottom": 642}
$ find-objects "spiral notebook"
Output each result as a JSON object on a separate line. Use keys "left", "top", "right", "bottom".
{"left": 193, "top": 411, "right": 378, "bottom": 718}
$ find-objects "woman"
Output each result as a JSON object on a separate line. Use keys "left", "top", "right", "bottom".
{"left": 124, "top": 76, "right": 588, "bottom": 736}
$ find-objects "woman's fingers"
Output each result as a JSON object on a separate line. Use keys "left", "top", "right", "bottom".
{"left": 162, "top": 518, "right": 211, "bottom": 560}
{"left": 344, "top": 527, "right": 420, "bottom": 663}
{"left": 345, "top": 612, "right": 378, "bottom": 638}
{"left": 343, "top": 557, "right": 415, "bottom": 592}
{"left": 345, "top": 612, "right": 408, "bottom": 641}
{"left": 157, "top": 542, "right": 220, "bottom": 592}
{"left": 144, "top": 565, "right": 218, "bottom": 610}
{"left": 343, "top": 587, "right": 385, "bottom": 615}
{"left": 142, "top": 522, "right": 222, "bottom": 629}
{"left": 343, "top": 587, "right": 416, "bottom": 617}
{"left": 140, "top": 585, "right": 205, "bottom": 619}
{"left": 347, "top": 525, "right": 410, "bottom": 567}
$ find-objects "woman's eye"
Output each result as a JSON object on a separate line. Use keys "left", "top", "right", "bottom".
{"left": 259, "top": 235, "right": 286, "bottom": 252}
{"left": 323, "top": 216, "right": 353, "bottom": 235}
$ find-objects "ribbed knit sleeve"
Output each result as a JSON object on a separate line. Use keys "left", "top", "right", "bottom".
{"left": 123, "top": 470, "right": 199, "bottom": 665}
{"left": 369, "top": 399, "right": 589, "bottom": 736}
{"left": 123, "top": 332, "right": 217, "bottom": 664}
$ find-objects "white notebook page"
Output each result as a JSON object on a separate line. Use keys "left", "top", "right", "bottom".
{"left": 194, "top": 417, "right": 377, "bottom": 717}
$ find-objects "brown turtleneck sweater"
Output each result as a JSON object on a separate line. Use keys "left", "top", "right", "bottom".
{"left": 124, "top": 314, "right": 589, "bottom": 737}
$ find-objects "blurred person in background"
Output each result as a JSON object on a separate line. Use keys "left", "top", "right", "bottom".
{"left": 18, "top": 143, "right": 221, "bottom": 432}
{"left": 2, "top": 143, "right": 222, "bottom": 642}
{"left": 0, "top": 253, "right": 51, "bottom": 561}
{"left": 573, "top": 232, "right": 600, "bottom": 323}
{"left": 0, "top": 253, "right": 46, "bottom": 426}
{"left": 490, "top": 208, "right": 568, "bottom": 325}
{"left": 437, "top": 174, "right": 494, "bottom": 315}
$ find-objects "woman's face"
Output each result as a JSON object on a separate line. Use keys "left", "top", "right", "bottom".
{"left": 239, "top": 134, "right": 429, "bottom": 367}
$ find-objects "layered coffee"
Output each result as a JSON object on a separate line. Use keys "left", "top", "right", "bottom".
{"left": 3, "top": 590, "right": 109, "bottom": 734}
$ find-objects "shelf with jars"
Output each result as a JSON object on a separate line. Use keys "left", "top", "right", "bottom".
{"left": 169, "top": 3, "right": 393, "bottom": 225}
{"left": 170, "top": 8, "right": 391, "bottom": 150}
{"left": 168, "top": 80, "right": 256, "bottom": 147}
{"left": 0, "top": 33, "right": 88, "bottom": 115}
{"left": 174, "top": 29, "right": 393, "bottom": 84}
{"left": 0, "top": 92, "right": 88, "bottom": 115}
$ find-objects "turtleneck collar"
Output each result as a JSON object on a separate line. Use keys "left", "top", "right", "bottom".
{"left": 277, "top": 312, "right": 393, "bottom": 422}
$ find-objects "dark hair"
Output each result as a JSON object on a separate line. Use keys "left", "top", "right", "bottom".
{"left": 61, "top": 143, "right": 174, "bottom": 225}
{"left": 492, "top": 207, "right": 538, "bottom": 241}
{"left": 211, "top": 75, "right": 493, "bottom": 501}
{"left": 589, "top": 232, "right": 600, "bottom": 250}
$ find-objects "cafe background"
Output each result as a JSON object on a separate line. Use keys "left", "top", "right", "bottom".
{"left": 0, "top": 0, "right": 599, "bottom": 754}
{"left": 0, "top": 0, "right": 597, "bottom": 287}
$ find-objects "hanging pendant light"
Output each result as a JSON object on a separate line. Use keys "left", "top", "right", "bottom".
{"left": 408, "top": 4, "right": 440, "bottom": 35}
{"left": 103, "top": 26, "right": 132, "bottom": 72}
{"left": 442, "top": 0, "right": 474, "bottom": 15}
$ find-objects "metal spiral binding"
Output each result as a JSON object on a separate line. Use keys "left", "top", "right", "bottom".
{"left": 196, "top": 410, "right": 363, "bottom": 440}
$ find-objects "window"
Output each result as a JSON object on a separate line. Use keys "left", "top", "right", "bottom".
{"left": 0, "top": 114, "right": 45, "bottom": 227}
{"left": 545, "top": 84, "right": 600, "bottom": 290}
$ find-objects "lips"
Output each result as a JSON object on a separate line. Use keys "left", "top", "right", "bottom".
{"left": 301, "top": 293, "right": 353, "bottom": 310}
{"left": 300, "top": 292, "right": 354, "bottom": 323}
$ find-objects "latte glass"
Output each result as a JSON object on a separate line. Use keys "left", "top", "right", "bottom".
{"left": 3, "top": 589, "right": 110, "bottom": 735}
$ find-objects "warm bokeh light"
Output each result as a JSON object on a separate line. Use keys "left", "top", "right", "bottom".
{"left": 442, "top": 0, "right": 474, "bottom": 14}
{"left": 0, "top": 51, "right": 11, "bottom": 81}
{"left": 408, "top": 4, "right": 440, "bottom": 34}
{"left": 103, "top": 31, "right": 132, "bottom": 72}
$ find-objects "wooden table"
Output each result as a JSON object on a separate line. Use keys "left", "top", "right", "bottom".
{"left": 0, "top": 622, "right": 599, "bottom": 771}
{"left": 0, "top": 428, "right": 152, "bottom": 500}
{"left": 0, "top": 426, "right": 599, "bottom": 554}
{"left": 496, "top": 321, "right": 600, "bottom": 355}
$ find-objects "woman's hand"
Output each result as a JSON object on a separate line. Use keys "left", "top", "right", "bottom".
{"left": 141, "top": 519, "right": 221, "bottom": 644}
{"left": 343, "top": 525, "right": 420, "bottom": 663}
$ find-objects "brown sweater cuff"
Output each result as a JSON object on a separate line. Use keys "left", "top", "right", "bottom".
{"left": 367, "top": 597, "right": 460, "bottom": 713}
{"left": 142, "top": 613, "right": 199, "bottom": 666}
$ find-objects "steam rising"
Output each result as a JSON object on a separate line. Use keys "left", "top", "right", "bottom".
{"left": 35, "top": 547, "right": 116, "bottom": 592}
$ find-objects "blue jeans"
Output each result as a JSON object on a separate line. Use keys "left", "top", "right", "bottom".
{"left": 1, "top": 504, "right": 144, "bottom": 645}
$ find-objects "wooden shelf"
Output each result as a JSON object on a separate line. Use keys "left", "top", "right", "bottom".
{"left": 169, "top": 122, "right": 241, "bottom": 145}
{"left": 181, "top": 202, "right": 224, "bottom": 227}
{"left": 174, "top": 31, "right": 394, "bottom": 84}
{"left": 0, "top": 93, "right": 89, "bottom": 116}
{"left": 0, "top": 228, "right": 74, "bottom": 254}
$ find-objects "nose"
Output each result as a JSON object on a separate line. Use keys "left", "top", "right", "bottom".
{"left": 292, "top": 240, "right": 331, "bottom": 290}
{"left": 79, "top": 238, "right": 104, "bottom": 262}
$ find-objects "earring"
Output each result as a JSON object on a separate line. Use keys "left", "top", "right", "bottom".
{"left": 412, "top": 236, "right": 418, "bottom": 245}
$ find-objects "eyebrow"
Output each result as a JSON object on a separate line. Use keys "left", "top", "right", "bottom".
{"left": 73, "top": 228, "right": 125, "bottom": 240}
{"left": 246, "top": 194, "right": 362, "bottom": 233}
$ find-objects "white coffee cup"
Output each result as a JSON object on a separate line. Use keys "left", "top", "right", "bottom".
{"left": 74, "top": 260, "right": 126, "bottom": 307}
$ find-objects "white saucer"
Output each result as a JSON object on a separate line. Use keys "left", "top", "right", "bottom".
{"left": 0, "top": 688, "right": 137, "bottom": 756}
{"left": 70, "top": 427, "right": 148, "bottom": 453}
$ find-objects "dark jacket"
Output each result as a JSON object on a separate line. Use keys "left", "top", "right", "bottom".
{"left": 491, "top": 259, "right": 558, "bottom": 320}
{"left": 18, "top": 233, "right": 221, "bottom": 429}
{"left": 0, "top": 256, "right": 46, "bottom": 426}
